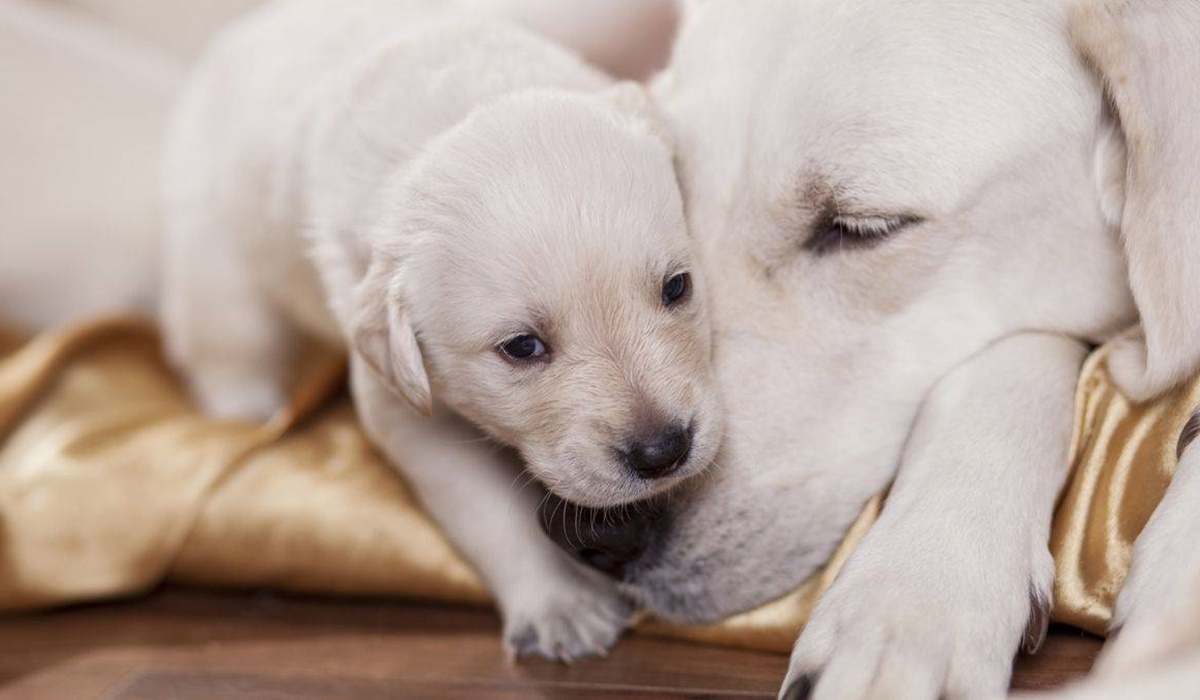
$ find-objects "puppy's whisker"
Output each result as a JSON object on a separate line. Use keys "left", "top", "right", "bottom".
{"left": 534, "top": 490, "right": 554, "bottom": 521}
{"left": 699, "top": 463, "right": 723, "bottom": 487}
{"left": 511, "top": 468, "right": 545, "bottom": 498}
{"left": 573, "top": 495, "right": 584, "bottom": 549}
{"left": 509, "top": 469, "right": 532, "bottom": 491}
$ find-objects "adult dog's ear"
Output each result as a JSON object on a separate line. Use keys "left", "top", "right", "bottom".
{"left": 1072, "top": 0, "right": 1200, "bottom": 401}
{"left": 350, "top": 259, "right": 433, "bottom": 415}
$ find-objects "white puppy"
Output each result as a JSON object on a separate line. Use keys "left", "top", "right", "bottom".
{"left": 536, "top": 0, "right": 1200, "bottom": 695}
{"left": 161, "top": 0, "right": 721, "bottom": 660}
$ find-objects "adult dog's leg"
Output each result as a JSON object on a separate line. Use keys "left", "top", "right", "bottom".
{"left": 350, "top": 359, "right": 633, "bottom": 661}
{"left": 1092, "top": 414, "right": 1200, "bottom": 676}
{"left": 1010, "top": 641, "right": 1200, "bottom": 699}
{"left": 782, "top": 334, "right": 1087, "bottom": 700}
{"left": 1010, "top": 557, "right": 1200, "bottom": 700}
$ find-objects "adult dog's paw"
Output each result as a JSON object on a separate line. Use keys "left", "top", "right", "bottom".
{"left": 1096, "top": 436, "right": 1200, "bottom": 677}
{"left": 501, "top": 570, "right": 634, "bottom": 663}
{"left": 778, "top": 527, "right": 1053, "bottom": 700}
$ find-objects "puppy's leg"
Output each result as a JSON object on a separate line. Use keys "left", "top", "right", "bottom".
{"left": 1093, "top": 419, "right": 1200, "bottom": 677}
{"left": 350, "top": 359, "right": 633, "bottom": 661}
{"left": 160, "top": 207, "right": 292, "bottom": 421}
{"left": 781, "top": 334, "right": 1086, "bottom": 700}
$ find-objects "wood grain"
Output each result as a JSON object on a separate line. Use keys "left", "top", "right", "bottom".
{"left": 0, "top": 588, "right": 1102, "bottom": 699}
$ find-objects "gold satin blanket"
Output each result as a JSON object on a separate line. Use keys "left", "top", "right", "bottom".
{"left": 1, "top": 318, "right": 1197, "bottom": 651}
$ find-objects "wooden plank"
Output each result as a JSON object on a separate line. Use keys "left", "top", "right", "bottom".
{"left": 0, "top": 588, "right": 1101, "bottom": 698}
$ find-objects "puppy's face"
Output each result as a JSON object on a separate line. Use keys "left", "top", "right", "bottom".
{"left": 358, "top": 90, "right": 721, "bottom": 508}
{"left": 592, "top": 0, "right": 1145, "bottom": 621}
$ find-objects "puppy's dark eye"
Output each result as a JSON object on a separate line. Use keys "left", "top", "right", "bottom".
{"left": 662, "top": 272, "right": 691, "bottom": 307}
{"left": 499, "top": 334, "right": 547, "bottom": 361}
{"left": 805, "top": 214, "right": 920, "bottom": 256}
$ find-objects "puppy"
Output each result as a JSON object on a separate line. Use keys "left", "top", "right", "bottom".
{"left": 160, "top": 0, "right": 720, "bottom": 660}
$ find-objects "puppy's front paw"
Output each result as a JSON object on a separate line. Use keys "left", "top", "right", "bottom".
{"left": 188, "top": 372, "right": 286, "bottom": 422}
{"left": 501, "top": 568, "right": 634, "bottom": 663}
{"left": 779, "top": 529, "right": 1053, "bottom": 700}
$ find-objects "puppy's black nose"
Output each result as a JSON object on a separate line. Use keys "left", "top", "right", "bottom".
{"left": 624, "top": 424, "right": 691, "bottom": 478}
{"left": 539, "top": 495, "right": 663, "bottom": 579}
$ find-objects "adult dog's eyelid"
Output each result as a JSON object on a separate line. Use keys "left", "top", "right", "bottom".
{"left": 803, "top": 213, "right": 922, "bottom": 255}
{"left": 832, "top": 214, "right": 921, "bottom": 233}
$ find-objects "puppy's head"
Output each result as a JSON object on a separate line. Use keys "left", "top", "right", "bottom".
{"left": 351, "top": 86, "right": 720, "bottom": 508}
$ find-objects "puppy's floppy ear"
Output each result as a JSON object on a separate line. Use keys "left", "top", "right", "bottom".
{"left": 1071, "top": 0, "right": 1200, "bottom": 400}
{"left": 350, "top": 258, "right": 433, "bottom": 415}
{"left": 604, "top": 81, "right": 675, "bottom": 149}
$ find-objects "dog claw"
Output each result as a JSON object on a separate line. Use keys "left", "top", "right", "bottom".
{"left": 505, "top": 626, "right": 540, "bottom": 661}
{"left": 1023, "top": 591, "right": 1050, "bottom": 655}
{"left": 780, "top": 675, "right": 814, "bottom": 700}
{"left": 1177, "top": 408, "right": 1200, "bottom": 459}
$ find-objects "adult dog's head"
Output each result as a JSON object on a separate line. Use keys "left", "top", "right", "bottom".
{"left": 543, "top": 0, "right": 1200, "bottom": 621}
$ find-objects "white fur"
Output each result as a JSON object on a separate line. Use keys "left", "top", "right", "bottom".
{"left": 1011, "top": 515, "right": 1200, "bottom": 699}
{"left": 1011, "top": 647, "right": 1200, "bottom": 700}
{"left": 597, "top": 0, "right": 1200, "bottom": 697}
{"left": 161, "top": 0, "right": 720, "bottom": 660}
{"left": 1070, "top": 0, "right": 1200, "bottom": 402}
{"left": 782, "top": 334, "right": 1082, "bottom": 699}
{"left": 465, "top": 0, "right": 678, "bottom": 80}
{"left": 1094, "top": 438, "right": 1200, "bottom": 679}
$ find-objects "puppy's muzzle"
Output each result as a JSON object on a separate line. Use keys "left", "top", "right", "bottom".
{"left": 620, "top": 423, "right": 692, "bottom": 479}
{"left": 539, "top": 494, "right": 663, "bottom": 579}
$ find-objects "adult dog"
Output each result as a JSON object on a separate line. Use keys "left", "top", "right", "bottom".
{"left": 543, "top": 1, "right": 1200, "bottom": 697}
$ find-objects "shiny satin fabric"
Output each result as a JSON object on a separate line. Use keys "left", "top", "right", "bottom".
{"left": 1050, "top": 345, "right": 1200, "bottom": 636}
{"left": 0, "top": 318, "right": 1196, "bottom": 651}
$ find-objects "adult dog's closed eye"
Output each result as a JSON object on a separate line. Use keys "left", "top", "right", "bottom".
{"left": 804, "top": 212, "right": 922, "bottom": 256}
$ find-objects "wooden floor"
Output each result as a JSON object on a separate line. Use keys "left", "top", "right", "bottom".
{"left": 0, "top": 588, "right": 1102, "bottom": 699}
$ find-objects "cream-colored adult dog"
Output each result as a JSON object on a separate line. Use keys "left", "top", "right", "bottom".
{"left": 539, "top": 0, "right": 1200, "bottom": 697}
{"left": 160, "top": 0, "right": 720, "bottom": 660}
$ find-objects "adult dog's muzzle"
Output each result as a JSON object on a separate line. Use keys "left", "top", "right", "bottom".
{"left": 538, "top": 493, "right": 663, "bottom": 579}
